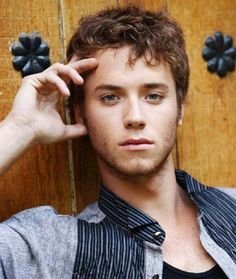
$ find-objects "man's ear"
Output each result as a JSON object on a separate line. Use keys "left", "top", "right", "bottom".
{"left": 177, "top": 103, "right": 185, "bottom": 126}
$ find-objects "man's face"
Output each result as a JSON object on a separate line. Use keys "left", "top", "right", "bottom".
{"left": 80, "top": 47, "right": 183, "bottom": 178}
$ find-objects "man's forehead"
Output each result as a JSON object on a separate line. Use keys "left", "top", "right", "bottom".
{"left": 82, "top": 51, "right": 175, "bottom": 97}
{"left": 93, "top": 47, "right": 165, "bottom": 68}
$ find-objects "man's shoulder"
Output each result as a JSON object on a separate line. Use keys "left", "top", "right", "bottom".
{"left": 1, "top": 202, "right": 106, "bottom": 235}
{"left": 3, "top": 205, "right": 77, "bottom": 227}
{"left": 206, "top": 185, "right": 236, "bottom": 204}
{"left": 179, "top": 169, "right": 236, "bottom": 201}
{"left": 217, "top": 187, "right": 236, "bottom": 200}
{"left": 77, "top": 201, "right": 106, "bottom": 223}
{"left": 3, "top": 205, "right": 58, "bottom": 223}
{"left": 1, "top": 205, "right": 79, "bottom": 244}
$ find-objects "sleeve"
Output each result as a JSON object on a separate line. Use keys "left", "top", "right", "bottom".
{"left": 0, "top": 206, "right": 78, "bottom": 279}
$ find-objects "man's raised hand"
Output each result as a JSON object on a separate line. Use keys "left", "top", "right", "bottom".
{"left": 7, "top": 58, "right": 97, "bottom": 144}
{"left": 0, "top": 58, "right": 97, "bottom": 175}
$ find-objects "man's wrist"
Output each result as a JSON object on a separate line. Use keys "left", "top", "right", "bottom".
{"left": 2, "top": 115, "right": 36, "bottom": 147}
{"left": 0, "top": 116, "right": 37, "bottom": 175}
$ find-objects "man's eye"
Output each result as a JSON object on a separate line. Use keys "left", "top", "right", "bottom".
{"left": 145, "top": 93, "right": 162, "bottom": 102}
{"left": 101, "top": 94, "right": 119, "bottom": 103}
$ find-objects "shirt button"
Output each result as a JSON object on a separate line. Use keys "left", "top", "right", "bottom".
{"left": 153, "top": 231, "right": 161, "bottom": 238}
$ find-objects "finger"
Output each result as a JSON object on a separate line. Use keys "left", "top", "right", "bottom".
{"left": 64, "top": 123, "right": 88, "bottom": 139}
{"left": 50, "top": 63, "right": 84, "bottom": 85}
{"left": 67, "top": 67, "right": 84, "bottom": 84}
{"left": 36, "top": 73, "right": 70, "bottom": 97}
{"left": 68, "top": 55, "right": 80, "bottom": 65}
{"left": 71, "top": 58, "right": 98, "bottom": 74}
{"left": 50, "top": 59, "right": 98, "bottom": 85}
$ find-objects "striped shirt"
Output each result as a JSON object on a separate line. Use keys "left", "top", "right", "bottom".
{"left": 0, "top": 170, "right": 236, "bottom": 278}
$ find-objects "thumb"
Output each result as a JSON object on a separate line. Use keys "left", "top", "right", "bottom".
{"left": 64, "top": 123, "right": 88, "bottom": 139}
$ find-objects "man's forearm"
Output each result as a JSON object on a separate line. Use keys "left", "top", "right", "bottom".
{"left": 0, "top": 118, "right": 35, "bottom": 175}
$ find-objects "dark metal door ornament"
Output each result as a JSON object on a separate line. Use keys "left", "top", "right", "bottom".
{"left": 11, "top": 32, "right": 51, "bottom": 77}
{"left": 202, "top": 31, "right": 236, "bottom": 77}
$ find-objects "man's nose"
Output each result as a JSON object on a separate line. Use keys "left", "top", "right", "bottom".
{"left": 123, "top": 100, "right": 146, "bottom": 129}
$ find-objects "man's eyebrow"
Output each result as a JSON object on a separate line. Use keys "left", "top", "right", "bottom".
{"left": 142, "top": 83, "right": 169, "bottom": 90}
{"left": 94, "top": 84, "right": 123, "bottom": 92}
{"left": 94, "top": 83, "right": 169, "bottom": 92}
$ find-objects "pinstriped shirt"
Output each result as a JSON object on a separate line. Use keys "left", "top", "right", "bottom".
{"left": 73, "top": 170, "right": 236, "bottom": 278}
{"left": 0, "top": 170, "right": 236, "bottom": 279}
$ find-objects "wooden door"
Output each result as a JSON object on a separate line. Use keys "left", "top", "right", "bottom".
{"left": 0, "top": 0, "right": 235, "bottom": 221}
{"left": 169, "top": 0, "right": 236, "bottom": 186}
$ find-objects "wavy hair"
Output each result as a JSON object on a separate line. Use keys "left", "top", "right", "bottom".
{"left": 67, "top": 6, "right": 189, "bottom": 109}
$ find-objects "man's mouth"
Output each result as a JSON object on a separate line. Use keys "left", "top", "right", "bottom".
{"left": 119, "top": 138, "right": 154, "bottom": 150}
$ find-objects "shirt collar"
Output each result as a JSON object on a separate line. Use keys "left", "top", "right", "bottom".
{"left": 175, "top": 169, "right": 209, "bottom": 194}
{"left": 98, "top": 169, "right": 208, "bottom": 246}
{"left": 98, "top": 186, "right": 166, "bottom": 246}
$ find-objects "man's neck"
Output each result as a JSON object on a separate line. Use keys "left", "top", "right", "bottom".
{"left": 99, "top": 158, "right": 216, "bottom": 272}
{"left": 99, "top": 156, "right": 193, "bottom": 224}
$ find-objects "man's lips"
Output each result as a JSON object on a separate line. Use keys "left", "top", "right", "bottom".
{"left": 119, "top": 138, "right": 153, "bottom": 145}
{"left": 119, "top": 138, "right": 154, "bottom": 150}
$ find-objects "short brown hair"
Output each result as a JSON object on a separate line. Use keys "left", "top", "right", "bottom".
{"left": 67, "top": 6, "right": 189, "bottom": 109}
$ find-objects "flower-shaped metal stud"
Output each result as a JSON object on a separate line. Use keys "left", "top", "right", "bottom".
{"left": 11, "top": 32, "right": 51, "bottom": 77}
{"left": 202, "top": 31, "right": 236, "bottom": 77}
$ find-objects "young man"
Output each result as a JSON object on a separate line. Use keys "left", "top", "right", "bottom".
{"left": 0, "top": 6, "right": 235, "bottom": 279}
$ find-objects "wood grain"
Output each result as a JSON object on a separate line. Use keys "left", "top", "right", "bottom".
{"left": 0, "top": 0, "right": 71, "bottom": 221}
{"left": 168, "top": 0, "right": 236, "bottom": 186}
{"left": 118, "top": 0, "right": 166, "bottom": 10}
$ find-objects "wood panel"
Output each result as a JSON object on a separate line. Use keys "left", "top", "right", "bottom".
{"left": 118, "top": 0, "right": 166, "bottom": 10}
{"left": 0, "top": 0, "right": 71, "bottom": 221}
{"left": 168, "top": 0, "right": 236, "bottom": 186}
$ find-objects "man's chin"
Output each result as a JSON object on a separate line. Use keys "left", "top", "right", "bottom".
{"left": 117, "top": 167, "right": 161, "bottom": 178}
{"left": 97, "top": 150, "right": 173, "bottom": 179}
{"left": 103, "top": 160, "right": 165, "bottom": 178}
